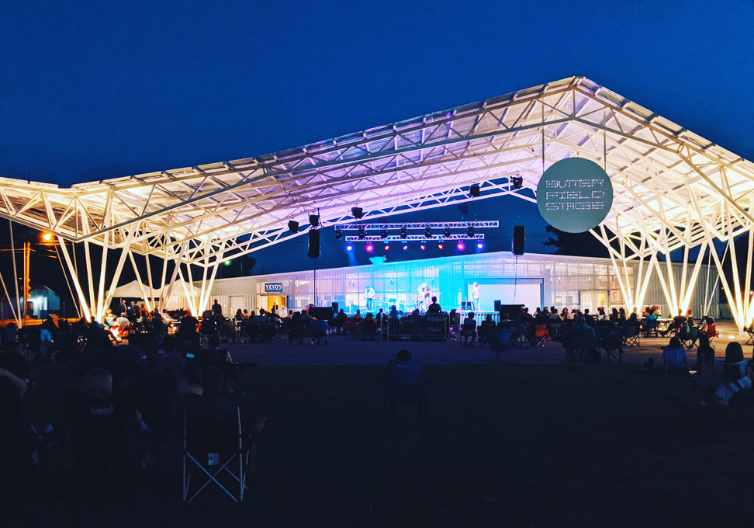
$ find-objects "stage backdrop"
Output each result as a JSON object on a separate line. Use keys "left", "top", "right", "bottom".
{"left": 467, "top": 278, "right": 543, "bottom": 312}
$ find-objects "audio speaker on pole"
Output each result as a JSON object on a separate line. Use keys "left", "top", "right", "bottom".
{"left": 331, "top": 301, "right": 339, "bottom": 314}
{"left": 308, "top": 229, "right": 320, "bottom": 258}
{"left": 512, "top": 225, "right": 525, "bottom": 255}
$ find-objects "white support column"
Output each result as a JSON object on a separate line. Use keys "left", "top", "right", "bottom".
{"left": 176, "top": 264, "right": 198, "bottom": 315}
{"left": 128, "top": 252, "right": 153, "bottom": 312}
{"left": 198, "top": 249, "right": 225, "bottom": 314}
{"left": 57, "top": 237, "right": 92, "bottom": 321}
{"left": 164, "top": 242, "right": 189, "bottom": 311}
{"left": 83, "top": 240, "right": 96, "bottom": 316}
{"left": 104, "top": 223, "right": 140, "bottom": 310}
{"left": 95, "top": 231, "right": 110, "bottom": 321}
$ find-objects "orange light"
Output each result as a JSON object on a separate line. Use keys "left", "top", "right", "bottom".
{"left": 41, "top": 232, "right": 53, "bottom": 242}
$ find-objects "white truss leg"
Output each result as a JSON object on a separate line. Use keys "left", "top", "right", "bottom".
{"left": 57, "top": 237, "right": 92, "bottom": 321}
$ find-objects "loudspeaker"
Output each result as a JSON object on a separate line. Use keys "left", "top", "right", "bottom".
{"left": 331, "top": 301, "right": 339, "bottom": 313}
{"left": 352, "top": 207, "right": 363, "bottom": 219}
{"left": 494, "top": 300, "right": 501, "bottom": 312}
{"left": 513, "top": 225, "right": 525, "bottom": 255}
{"left": 308, "top": 229, "right": 320, "bottom": 258}
{"left": 288, "top": 220, "right": 299, "bottom": 233}
{"left": 469, "top": 184, "right": 480, "bottom": 197}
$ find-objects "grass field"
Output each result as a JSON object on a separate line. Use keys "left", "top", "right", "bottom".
{"left": 6, "top": 362, "right": 754, "bottom": 528}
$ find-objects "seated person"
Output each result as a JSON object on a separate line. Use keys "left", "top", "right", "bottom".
{"left": 179, "top": 312, "right": 199, "bottom": 335}
{"left": 660, "top": 310, "right": 687, "bottom": 336}
{"left": 0, "top": 342, "right": 31, "bottom": 383}
{"left": 359, "top": 314, "right": 377, "bottom": 339}
{"left": 712, "top": 342, "right": 750, "bottom": 406}
{"left": 335, "top": 309, "right": 348, "bottom": 335}
{"left": 478, "top": 314, "right": 497, "bottom": 345}
{"left": 645, "top": 337, "right": 688, "bottom": 374}
{"left": 460, "top": 312, "right": 477, "bottom": 346}
{"left": 310, "top": 317, "right": 330, "bottom": 344}
{"left": 562, "top": 316, "right": 598, "bottom": 360}
{"left": 426, "top": 297, "right": 441, "bottom": 314}
{"left": 351, "top": 309, "right": 363, "bottom": 322}
{"left": 194, "top": 367, "right": 266, "bottom": 471}
{"left": 700, "top": 316, "right": 718, "bottom": 338}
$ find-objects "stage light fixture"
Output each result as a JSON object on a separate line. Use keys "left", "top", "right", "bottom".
{"left": 41, "top": 232, "right": 53, "bottom": 242}
{"left": 288, "top": 220, "right": 299, "bottom": 233}
{"left": 335, "top": 228, "right": 342, "bottom": 240}
{"left": 352, "top": 207, "right": 363, "bottom": 219}
{"left": 402, "top": 244, "right": 409, "bottom": 251}
{"left": 511, "top": 176, "right": 523, "bottom": 190}
{"left": 365, "top": 243, "right": 374, "bottom": 253}
{"left": 384, "top": 244, "right": 390, "bottom": 251}
{"left": 457, "top": 241, "right": 465, "bottom": 251}
{"left": 380, "top": 229, "right": 388, "bottom": 239}
{"left": 358, "top": 226, "right": 366, "bottom": 240}
{"left": 223, "top": 260, "right": 232, "bottom": 266}
{"left": 400, "top": 227, "right": 408, "bottom": 239}
{"left": 420, "top": 244, "right": 426, "bottom": 251}
{"left": 438, "top": 243, "right": 444, "bottom": 250}
{"left": 469, "top": 184, "right": 480, "bottom": 197}
{"left": 346, "top": 244, "right": 353, "bottom": 251}
{"left": 477, "top": 242, "right": 484, "bottom": 249}
{"left": 424, "top": 226, "right": 432, "bottom": 238}
{"left": 443, "top": 227, "right": 451, "bottom": 238}
{"left": 309, "top": 214, "right": 319, "bottom": 227}
{"left": 467, "top": 225, "right": 475, "bottom": 237}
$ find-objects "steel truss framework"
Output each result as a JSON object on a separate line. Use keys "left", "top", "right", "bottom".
{"left": 334, "top": 221, "right": 499, "bottom": 230}
{"left": 345, "top": 234, "right": 485, "bottom": 243}
{"left": 2, "top": 76, "right": 754, "bottom": 327}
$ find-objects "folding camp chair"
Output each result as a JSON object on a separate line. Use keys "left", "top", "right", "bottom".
{"left": 183, "top": 395, "right": 250, "bottom": 503}
{"left": 489, "top": 329, "right": 512, "bottom": 362}
{"left": 533, "top": 324, "right": 550, "bottom": 347}
{"left": 564, "top": 329, "right": 599, "bottom": 362}
{"left": 643, "top": 319, "right": 658, "bottom": 338}
{"left": 459, "top": 323, "right": 476, "bottom": 347}
{"left": 622, "top": 324, "right": 641, "bottom": 347}
{"left": 680, "top": 327, "right": 699, "bottom": 349}
{"left": 600, "top": 333, "right": 623, "bottom": 363}
{"left": 746, "top": 324, "right": 754, "bottom": 346}
{"left": 386, "top": 359, "right": 427, "bottom": 424}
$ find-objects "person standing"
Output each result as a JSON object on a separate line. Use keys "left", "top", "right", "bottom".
{"left": 365, "top": 286, "right": 376, "bottom": 311}
{"left": 212, "top": 300, "right": 223, "bottom": 317}
{"left": 470, "top": 282, "right": 481, "bottom": 311}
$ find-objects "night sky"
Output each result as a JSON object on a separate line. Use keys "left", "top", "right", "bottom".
{"left": 2, "top": 0, "right": 753, "bottom": 273}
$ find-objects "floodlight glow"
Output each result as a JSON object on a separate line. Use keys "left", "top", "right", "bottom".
{"left": 477, "top": 242, "right": 484, "bottom": 249}
{"left": 42, "top": 232, "right": 53, "bottom": 242}
{"left": 346, "top": 244, "right": 353, "bottom": 251}
{"left": 420, "top": 244, "right": 426, "bottom": 250}
{"left": 223, "top": 260, "right": 231, "bottom": 266}
{"left": 438, "top": 243, "right": 444, "bottom": 250}
{"left": 402, "top": 244, "right": 408, "bottom": 251}
{"left": 457, "top": 241, "right": 465, "bottom": 250}
{"left": 384, "top": 244, "right": 390, "bottom": 251}
{"left": 365, "top": 244, "right": 374, "bottom": 253}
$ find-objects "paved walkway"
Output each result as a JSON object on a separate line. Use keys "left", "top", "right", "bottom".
{"left": 226, "top": 321, "right": 748, "bottom": 366}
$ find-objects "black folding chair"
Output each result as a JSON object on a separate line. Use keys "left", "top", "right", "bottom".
{"left": 183, "top": 395, "right": 250, "bottom": 502}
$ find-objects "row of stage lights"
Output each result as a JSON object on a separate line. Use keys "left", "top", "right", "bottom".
{"left": 336, "top": 225, "right": 477, "bottom": 240}
{"left": 346, "top": 240, "right": 485, "bottom": 252}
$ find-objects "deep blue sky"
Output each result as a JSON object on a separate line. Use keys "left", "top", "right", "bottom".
{"left": 2, "top": 0, "right": 753, "bottom": 272}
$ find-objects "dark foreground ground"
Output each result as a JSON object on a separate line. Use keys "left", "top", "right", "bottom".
{"left": 4, "top": 362, "right": 754, "bottom": 528}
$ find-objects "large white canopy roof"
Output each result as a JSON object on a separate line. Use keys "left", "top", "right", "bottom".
{"left": 2, "top": 76, "right": 753, "bottom": 266}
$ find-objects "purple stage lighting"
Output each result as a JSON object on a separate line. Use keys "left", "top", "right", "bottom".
{"left": 402, "top": 244, "right": 409, "bottom": 251}
{"left": 365, "top": 243, "right": 374, "bottom": 253}
{"left": 420, "top": 244, "right": 426, "bottom": 251}
{"left": 457, "top": 241, "right": 465, "bottom": 251}
{"left": 346, "top": 244, "right": 353, "bottom": 251}
{"left": 476, "top": 242, "right": 484, "bottom": 249}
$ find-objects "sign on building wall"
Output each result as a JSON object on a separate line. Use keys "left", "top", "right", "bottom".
{"left": 264, "top": 282, "right": 284, "bottom": 293}
{"left": 536, "top": 157, "right": 613, "bottom": 233}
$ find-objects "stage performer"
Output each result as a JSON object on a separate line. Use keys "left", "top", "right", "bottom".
{"left": 417, "top": 282, "right": 432, "bottom": 311}
{"left": 365, "top": 286, "right": 376, "bottom": 311}
{"left": 471, "top": 282, "right": 481, "bottom": 311}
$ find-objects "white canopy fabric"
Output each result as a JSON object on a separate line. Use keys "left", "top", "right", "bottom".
{"left": 112, "top": 280, "right": 152, "bottom": 298}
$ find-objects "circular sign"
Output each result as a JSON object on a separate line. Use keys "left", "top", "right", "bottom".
{"left": 536, "top": 158, "right": 613, "bottom": 233}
